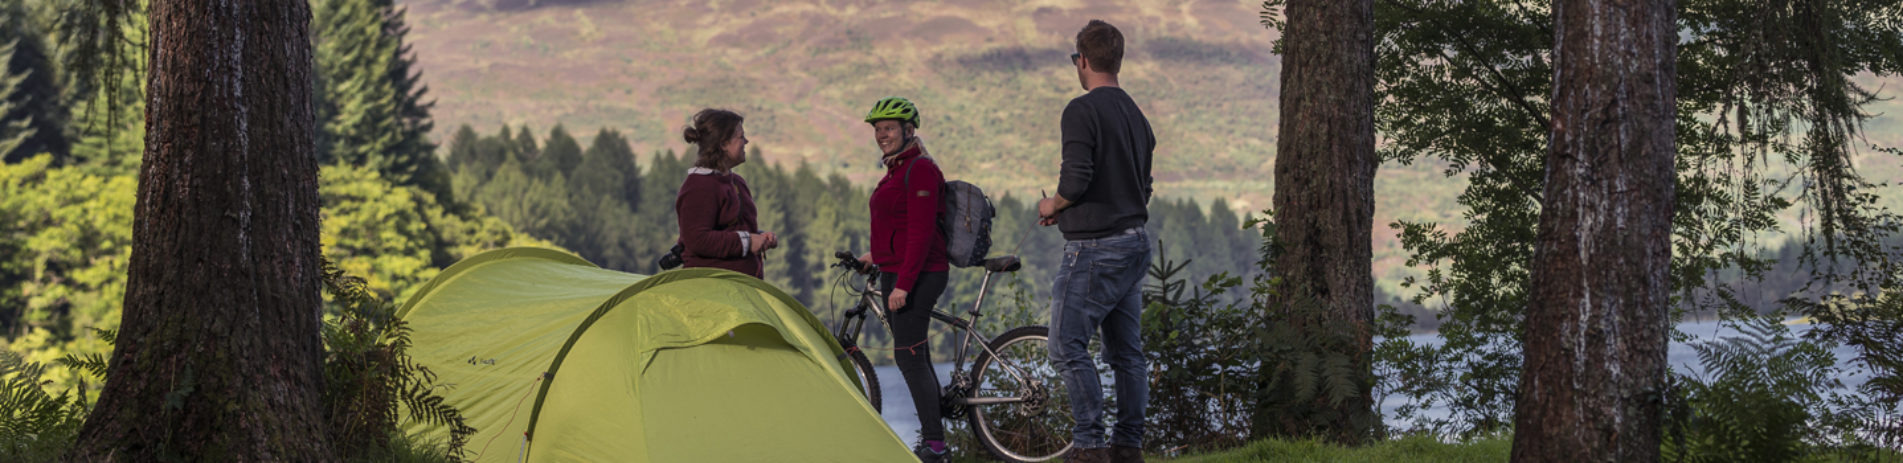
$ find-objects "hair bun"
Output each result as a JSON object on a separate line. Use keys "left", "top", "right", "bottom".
{"left": 682, "top": 126, "right": 702, "bottom": 144}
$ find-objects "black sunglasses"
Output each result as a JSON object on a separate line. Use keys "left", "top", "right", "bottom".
{"left": 1070, "top": 52, "right": 1081, "bottom": 64}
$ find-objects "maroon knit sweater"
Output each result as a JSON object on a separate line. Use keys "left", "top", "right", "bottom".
{"left": 674, "top": 169, "right": 763, "bottom": 278}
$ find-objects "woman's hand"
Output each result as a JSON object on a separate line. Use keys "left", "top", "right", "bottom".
{"left": 856, "top": 252, "right": 875, "bottom": 274}
{"left": 749, "top": 231, "right": 778, "bottom": 254}
{"left": 888, "top": 288, "right": 909, "bottom": 312}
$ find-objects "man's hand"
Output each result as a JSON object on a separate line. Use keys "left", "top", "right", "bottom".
{"left": 856, "top": 252, "right": 875, "bottom": 274}
{"left": 888, "top": 288, "right": 909, "bottom": 312}
{"left": 1038, "top": 195, "right": 1071, "bottom": 225}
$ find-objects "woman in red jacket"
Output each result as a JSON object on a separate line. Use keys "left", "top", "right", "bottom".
{"left": 675, "top": 108, "right": 777, "bottom": 278}
{"left": 857, "top": 97, "right": 952, "bottom": 462}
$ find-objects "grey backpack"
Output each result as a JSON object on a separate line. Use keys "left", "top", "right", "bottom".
{"left": 907, "top": 157, "right": 995, "bottom": 267}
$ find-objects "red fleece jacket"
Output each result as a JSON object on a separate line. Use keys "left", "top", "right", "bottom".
{"left": 869, "top": 145, "right": 949, "bottom": 292}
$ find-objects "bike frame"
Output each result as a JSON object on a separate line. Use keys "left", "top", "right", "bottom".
{"left": 832, "top": 264, "right": 1039, "bottom": 406}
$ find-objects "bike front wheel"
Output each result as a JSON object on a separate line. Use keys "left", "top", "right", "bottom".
{"left": 967, "top": 325, "right": 1072, "bottom": 462}
{"left": 838, "top": 337, "right": 882, "bottom": 413}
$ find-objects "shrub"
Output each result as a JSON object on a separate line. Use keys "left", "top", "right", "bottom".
{"left": 319, "top": 259, "right": 475, "bottom": 461}
{"left": 0, "top": 349, "right": 87, "bottom": 461}
{"left": 1663, "top": 316, "right": 1866, "bottom": 462}
{"left": 1141, "top": 251, "right": 1258, "bottom": 453}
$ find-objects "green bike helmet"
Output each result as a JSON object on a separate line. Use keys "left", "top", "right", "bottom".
{"left": 863, "top": 96, "right": 921, "bottom": 128}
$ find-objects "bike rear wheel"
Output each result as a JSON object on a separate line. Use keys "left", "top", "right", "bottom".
{"left": 967, "top": 325, "right": 1071, "bottom": 462}
{"left": 838, "top": 337, "right": 882, "bottom": 413}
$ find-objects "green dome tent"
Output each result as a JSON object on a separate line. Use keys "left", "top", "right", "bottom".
{"left": 396, "top": 248, "right": 911, "bottom": 462}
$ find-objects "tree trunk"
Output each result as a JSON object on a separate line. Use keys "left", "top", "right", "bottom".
{"left": 1264, "top": 0, "right": 1378, "bottom": 444}
{"left": 67, "top": 0, "right": 332, "bottom": 460}
{"left": 1511, "top": 0, "right": 1676, "bottom": 461}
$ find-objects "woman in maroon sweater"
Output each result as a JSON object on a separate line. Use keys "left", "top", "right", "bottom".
{"left": 675, "top": 108, "right": 777, "bottom": 279}
{"left": 857, "top": 97, "right": 952, "bottom": 461}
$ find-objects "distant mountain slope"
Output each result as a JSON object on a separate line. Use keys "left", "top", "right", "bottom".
{"left": 401, "top": 0, "right": 1291, "bottom": 206}
{"left": 398, "top": 0, "right": 1480, "bottom": 285}
{"left": 396, "top": 0, "right": 1903, "bottom": 289}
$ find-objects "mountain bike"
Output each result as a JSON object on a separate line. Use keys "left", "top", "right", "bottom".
{"left": 827, "top": 251, "right": 1075, "bottom": 462}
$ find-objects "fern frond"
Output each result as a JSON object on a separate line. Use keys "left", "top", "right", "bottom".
{"left": 54, "top": 353, "right": 111, "bottom": 381}
{"left": 1320, "top": 354, "right": 1360, "bottom": 407}
{"left": 89, "top": 328, "right": 117, "bottom": 345}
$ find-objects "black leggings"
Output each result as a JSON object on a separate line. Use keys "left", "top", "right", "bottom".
{"left": 882, "top": 270, "right": 949, "bottom": 442}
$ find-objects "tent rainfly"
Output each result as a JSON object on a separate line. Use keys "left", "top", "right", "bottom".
{"left": 397, "top": 248, "right": 911, "bottom": 462}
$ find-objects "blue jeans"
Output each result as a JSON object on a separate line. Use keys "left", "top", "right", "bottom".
{"left": 1048, "top": 227, "right": 1150, "bottom": 449}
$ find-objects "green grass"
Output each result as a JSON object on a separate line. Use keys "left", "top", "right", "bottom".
{"left": 381, "top": 433, "right": 464, "bottom": 463}
{"left": 1167, "top": 435, "right": 1512, "bottom": 463}
{"left": 949, "top": 436, "right": 1902, "bottom": 463}
{"left": 940, "top": 435, "right": 1512, "bottom": 463}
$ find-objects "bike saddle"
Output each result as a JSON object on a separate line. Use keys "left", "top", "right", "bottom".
{"left": 982, "top": 255, "right": 1021, "bottom": 273}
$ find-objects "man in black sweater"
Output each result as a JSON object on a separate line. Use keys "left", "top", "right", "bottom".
{"left": 1036, "top": 19, "right": 1155, "bottom": 463}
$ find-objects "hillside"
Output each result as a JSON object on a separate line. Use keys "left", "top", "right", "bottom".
{"left": 401, "top": 0, "right": 1290, "bottom": 202}
{"left": 397, "top": 0, "right": 1473, "bottom": 286}
{"left": 395, "top": 0, "right": 1903, "bottom": 291}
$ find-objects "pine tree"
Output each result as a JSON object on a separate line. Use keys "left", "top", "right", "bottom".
{"left": 571, "top": 128, "right": 641, "bottom": 207}
{"left": 556, "top": 128, "right": 642, "bottom": 270}
{"left": 444, "top": 124, "right": 479, "bottom": 172}
{"left": 0, "top": 40, "right": 32, "bottom": 160}
{"left": 313, "top": 0, "right": 437, "bottom": 189}
{"left": 532, "top": 124, "right": 583, "bottom": 179}
{"left": 636, "top": 150, "right": 688, "bottom": 267}
{"left": 69, "top": 0, "right": 336, "bottom": 458}
{"left": 0, "top": 3, "right": 69, "bottom": 164}
{"left": 1511, "top": 0, "right": 1676, "bottom": 460}
{"left": 1261, "top": 0, "right": 1379, "bottom": 443}
{"left": 779, "top": 162, "right": 823, "bottom": 300}
{"left": 478, "top": 158, "right": 573, "bottom": 246}
{"left": 513, "top": 125, "right": 539, "bottom": 163}
{"left": 48, "top": 0, "right": 148, "bottom": 172}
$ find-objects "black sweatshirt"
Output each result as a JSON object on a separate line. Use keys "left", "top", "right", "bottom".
{"left": 1056, "top": 86, "right": 1156, "bottom": 240}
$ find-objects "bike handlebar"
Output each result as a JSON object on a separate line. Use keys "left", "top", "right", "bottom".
{"left": 833, "top": 250, "right": 876, "bottom": 273}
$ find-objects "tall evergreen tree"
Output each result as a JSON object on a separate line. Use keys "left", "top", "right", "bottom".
{"left": 636, "top": 149, "right": 688, "bottom": 267}
{"left": 49, "top": 1, "right": 148, "bottom": 173}
{"left": 1512, "top": 1, "right": 1676, "bottom": 460}
{"left": 478, "top": 125, "right": 513, "bottom": 174}
{"left": 444, "top": 124, "right": 479, "bottom": 171}
{"left": 571, "top": 128, "right": 641, "bottom": 207}
{"left": 513, "top": 125, "right": 538, "bottom": 163}
{"left": 532, "top": 124, "right": 583, "bottom": 179}
{"left": 1260, "top": 0, "right": 1380, "bottom": 443}
{"left": 69, "top": 0, "right": 336, "bottom": 458}
{"left": 778, "top": 162, "right": 822, "bottom": 300}
{"left": 1364, "top": 0, "right": 1902, "bottom": 435}
{"left": 0, "top": 3, "right": 69, "bottom": 164}
{"left": 551, "top": 129, "right": 639, "bottom": 270}
{"left": 0, "top": 40, "right": 32, "bottom": 160}
{"left": 312, "top": 0, "right": 438, "bottom": 191}
{"left": 804, "top": 173, "right": 852, "bottom": 289}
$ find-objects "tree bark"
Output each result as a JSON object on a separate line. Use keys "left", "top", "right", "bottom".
{"left": 1265, "top": 0, "right": 1378, "bottom": 443}
{"left": 1512, "top": 0, "right": 1675, "bottom": 461}
{"left": 67, "top": 0, "right": 333, "bottom": 460}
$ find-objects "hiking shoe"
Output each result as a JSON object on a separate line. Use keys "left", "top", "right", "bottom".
{"left": 1065, "top": 446, "right": 1109, "bottom": 463}
{"left": 1111, "top": 445, "right": 1145, "bottom": 463}
{"left": 913, "top": 443, "right": 948, "bottom": 463}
